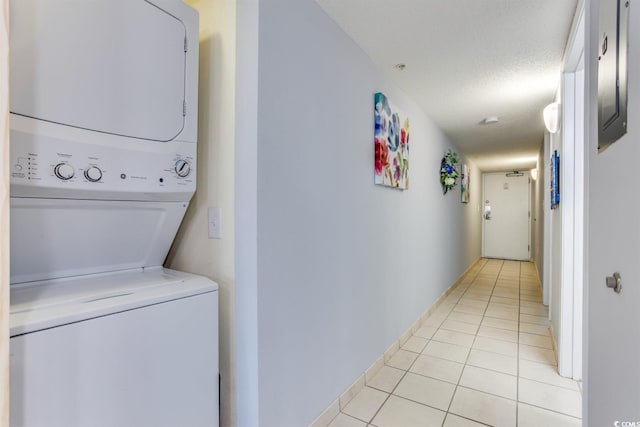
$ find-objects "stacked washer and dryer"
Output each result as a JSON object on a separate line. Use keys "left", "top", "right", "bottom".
{"left": 9, "top": 1, "right": 219, "bottom": 426}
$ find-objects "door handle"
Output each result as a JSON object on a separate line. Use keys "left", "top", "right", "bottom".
{"left": 484, "top": 204, "right": 491, "bottom": 220}
{"left": 606, "top": 272, "right": 622, "bottom": 293}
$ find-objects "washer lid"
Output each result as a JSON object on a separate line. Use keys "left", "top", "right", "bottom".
{"left": 10, "top": 267, "right": 218, "bottom": 336}
{"left": 10, "top": 0, "right": 187, "bottom": 142}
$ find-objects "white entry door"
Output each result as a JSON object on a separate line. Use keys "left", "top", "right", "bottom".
{"left": 482, "top": 172, "right": 530, "bottom": 260}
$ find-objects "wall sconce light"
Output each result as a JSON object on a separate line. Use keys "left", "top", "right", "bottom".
{"left": 543, "top": 102, "right": 560, "bottom": 133}
{"left": 531, "top": 168, "right": 538, "bottom": 181}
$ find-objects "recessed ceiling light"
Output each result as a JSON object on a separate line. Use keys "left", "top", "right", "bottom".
{"left": 480, "top": 116, "right": 499, "bottom": 125}
{"left": 394, "top": 63, "right": 406, "bottom": 71}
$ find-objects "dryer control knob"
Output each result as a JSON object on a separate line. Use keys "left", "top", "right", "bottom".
{"left": 175, "top": 159, "right": 191, "bottom": 178}
{"left": 54, "top": 163, "right": 75, "bottom": 180}
{"left": 84, "top": 166, "right": 102, "bottom": 182}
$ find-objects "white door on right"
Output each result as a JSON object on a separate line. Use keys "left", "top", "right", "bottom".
{"left": 482, "top": 172, "right": 530, "bottom": 260}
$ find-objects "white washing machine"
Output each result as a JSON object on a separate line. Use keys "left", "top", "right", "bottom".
{"left": 8, "top": 1, "right": 219, "bottom": 426}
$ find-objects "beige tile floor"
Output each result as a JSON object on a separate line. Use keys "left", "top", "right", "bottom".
{"left": 329, "top": 259, "right": 582, "bottom": 427}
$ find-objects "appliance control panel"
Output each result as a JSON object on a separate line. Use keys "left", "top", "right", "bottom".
{"left": 10, "top": 125, "right": 197, "bottom": 202}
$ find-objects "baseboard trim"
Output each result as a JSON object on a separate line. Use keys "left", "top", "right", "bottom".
{"left": 309, "top": 257, "right": 483, "bottom": 427}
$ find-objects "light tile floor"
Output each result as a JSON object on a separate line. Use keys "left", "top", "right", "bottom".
{"left": 329, "top": 259, "right": 582, "bottom": 427}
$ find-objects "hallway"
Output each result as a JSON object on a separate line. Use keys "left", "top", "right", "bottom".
{"left": 328, "top": 259, "right": 581, "bottom": 427}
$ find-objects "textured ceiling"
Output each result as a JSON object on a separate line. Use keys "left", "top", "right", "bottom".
{"left": 315, "top": 0, "right": 578, "bottom": 171}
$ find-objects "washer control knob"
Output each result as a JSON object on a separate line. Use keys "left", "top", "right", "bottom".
{"left": 54, "top": 163, "right": 75, "bottom": 180}
{"left": 84, "top": 166, "right": 103, "bottom": 182}
{"left": 175, "top": 159, "right": 191, "bottom": 177}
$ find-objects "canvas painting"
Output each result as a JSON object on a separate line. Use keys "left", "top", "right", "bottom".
{"left": 551, "top": 150, "right": 560, "bottom": 209}
{"left": 461, "top": 163, "right": 470, "bottom": 203}
{"left": 374, "top": 92, "right": 409, "bottom": 189}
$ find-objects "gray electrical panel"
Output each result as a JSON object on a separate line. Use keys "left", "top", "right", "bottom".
{"left": 598, "top": 0, "right": 629, "bottom": 152}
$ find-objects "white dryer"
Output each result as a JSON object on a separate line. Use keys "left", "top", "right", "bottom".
{"left": 8, "top": 1, "right": 219, "bottom": 426}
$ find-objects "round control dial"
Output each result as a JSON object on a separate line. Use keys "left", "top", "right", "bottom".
{"left": 84, "top": 166, "right": 103, "bottom": 182}
{"left": 175, "top": 159, "right": 192, "bottom": 178}
{"left": 54, "top": 163, "right": 75, "bottom": 180}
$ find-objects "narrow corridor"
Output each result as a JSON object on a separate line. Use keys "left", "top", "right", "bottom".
{"left": 328, "top": 259, "right": 582, "bottom": 427}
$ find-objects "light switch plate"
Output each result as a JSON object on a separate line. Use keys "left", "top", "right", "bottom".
{"left": 208, "top": 207, "right": 222, "bottom": 239}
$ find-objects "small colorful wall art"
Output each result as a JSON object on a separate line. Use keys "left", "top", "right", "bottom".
{"left": 550, "top": 150, "right": 560, "bottom": 209}
{"left": 461, "top": 163, "right": 470, "bottom": 203}
{"left": 440, "top": 149, "right": 459, "bottom": 194}
{"left": 374, "top": 92, "right": 409, "bottom": 189}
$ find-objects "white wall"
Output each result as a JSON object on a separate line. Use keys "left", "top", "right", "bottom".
{"left": 532, "top": 143, "right": 544, "bottom": 280}
{"left": 546, "top": 97, "right": 575, "bottom": 360}
{"left": 233, "top": 0, "right": 482, "bottom": 425}
{"left": 165, "top": 1, "right": 237, "bottom": 426}
{"left": 462, "top": 162, "right": 483, "bottom": 267}
{"left": 585, "top": 0, "right": 640, "bottom": 423}
{"left": 542, "top": 132, "right": 551, "bottom": 306}
{"left": 549, "top": 119, "right": 563, "bottom": 346}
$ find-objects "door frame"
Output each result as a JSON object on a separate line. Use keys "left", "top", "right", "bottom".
{"left": 481, "top": 171, "right": 532, "bottom": 261}
{"left": 557, "top": 5, "right": 585, "bottom": 381}
{"left": 1, "top": 0, "right": 9, "bottom": 423}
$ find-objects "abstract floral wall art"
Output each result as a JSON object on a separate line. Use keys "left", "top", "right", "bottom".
{"left": 461, "top": 163, "right": 470, "bottom": 203}
{"left": 374, "top": 92, "right": 409, "bottom": 189}
{"left": 551, "top": 150, "right": 560, "bottom": 209}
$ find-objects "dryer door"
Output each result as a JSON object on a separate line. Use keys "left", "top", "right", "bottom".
{"left": 10, "top": 0, "right": 187, "bottom": 142}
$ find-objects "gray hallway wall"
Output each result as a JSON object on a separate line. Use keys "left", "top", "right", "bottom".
{"left": 235, "top": 0, "right": 483, "bottom": 425}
